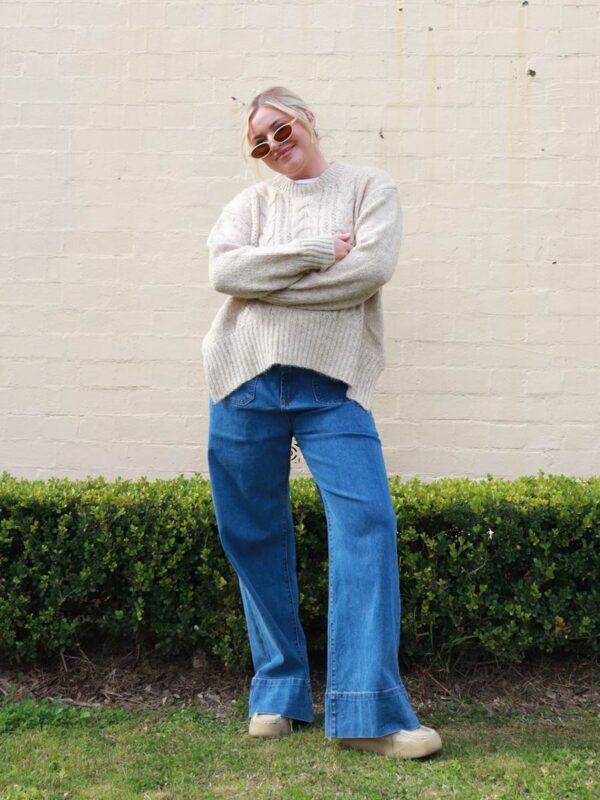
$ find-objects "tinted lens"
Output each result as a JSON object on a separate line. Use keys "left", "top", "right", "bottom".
{"left": 250, "top": 142, "right": 270, "bottom": 159}
{"left": 273, "top": 123, "right": 292, "bottom": 143}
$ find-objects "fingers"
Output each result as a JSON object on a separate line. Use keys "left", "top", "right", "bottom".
{"left": 333, "top": 232, "right": 354, "bottom": 262}
{"left": 335, "top": 238, "right": 352, "bottom": 261}
{"left": 334, "top": 233, "right": 353, "bottom": 251}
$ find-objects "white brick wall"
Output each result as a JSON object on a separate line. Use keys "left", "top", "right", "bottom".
{"left": 1, "top": 1, "right": 599, "bottom": 480}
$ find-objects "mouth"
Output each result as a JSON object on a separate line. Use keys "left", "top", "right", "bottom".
{"left": 275, "top": 145, "right": 294, "bottom": 161}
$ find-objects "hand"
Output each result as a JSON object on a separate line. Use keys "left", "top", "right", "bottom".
{"left": 333, "top": 232, "right": 353, "bottom": 262}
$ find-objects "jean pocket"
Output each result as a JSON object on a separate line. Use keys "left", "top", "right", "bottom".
{"left": 225, "top": 375, "right": 258, "bottom": 407}
{"left": 311, "top": 371, "right": 349, "bottom": 405}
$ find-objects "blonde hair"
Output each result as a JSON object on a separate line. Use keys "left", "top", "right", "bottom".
{"left": 240, "top": 86, "right": 320, "bottom": 162}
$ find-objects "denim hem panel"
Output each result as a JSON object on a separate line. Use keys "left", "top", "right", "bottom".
{"left": 248, "top": 677, "right": 314, "bottom": 723}
{"left": 325, "top": 685, "right": 420, "bottom": 738}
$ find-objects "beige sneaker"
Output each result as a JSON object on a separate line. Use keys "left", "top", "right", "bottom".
{"left": 248, "top": 713, "right": 293, "bottom": 737}
{"left": 341, "top": 725, "right": 442, "bottom": 758}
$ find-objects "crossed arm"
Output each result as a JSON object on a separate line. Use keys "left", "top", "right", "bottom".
{"left": 206, "top": 184, "right": 402, "bottom": 311}
{"left": 207, "top": 209, "right": 336, "bottom": 298}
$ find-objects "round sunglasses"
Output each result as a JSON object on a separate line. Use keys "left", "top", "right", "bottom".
{"left": 250, "top": 118, "right": 297, "bottom": 159}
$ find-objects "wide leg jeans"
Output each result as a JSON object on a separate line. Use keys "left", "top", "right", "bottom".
{"left": 207, "top": 364, "right": 420, "bottom": 738}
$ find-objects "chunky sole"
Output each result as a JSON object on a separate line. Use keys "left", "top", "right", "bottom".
{"left": 340, "top": 726, "right": 442, "bottom": 758}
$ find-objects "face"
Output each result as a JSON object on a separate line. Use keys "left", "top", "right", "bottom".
{"left": 248, "top": 104, "right": 320, "bottom": 179}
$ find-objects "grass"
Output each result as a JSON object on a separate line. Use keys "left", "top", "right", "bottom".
{"left": 0, "top": 687, "right": 598, "bottom": 800}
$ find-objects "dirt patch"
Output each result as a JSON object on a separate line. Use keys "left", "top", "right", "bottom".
{"left": 1, "top": 637, "right": 598, "bottom": 720}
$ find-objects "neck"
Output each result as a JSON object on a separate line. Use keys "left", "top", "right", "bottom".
{"left": 271, "top": 160, "right": 344, "bottom": 196}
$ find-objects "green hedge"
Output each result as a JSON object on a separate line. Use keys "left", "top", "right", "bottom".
{"left": 0, "top": 471, "right": 598, "bottom": 671}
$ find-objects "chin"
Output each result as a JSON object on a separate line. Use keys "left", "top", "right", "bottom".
{"left": 273, "top": 145, "right": 301, "bottom": 170}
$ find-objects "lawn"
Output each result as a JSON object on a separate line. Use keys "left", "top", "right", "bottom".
{"left": 0, "top": 688, "right": 598, "bottom": 799}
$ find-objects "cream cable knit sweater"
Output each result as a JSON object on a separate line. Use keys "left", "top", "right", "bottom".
{"left": 201, "top": 159, "right": 402, "bottom": 410}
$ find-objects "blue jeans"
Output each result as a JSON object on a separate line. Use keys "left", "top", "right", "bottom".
{"left": 207, "top": 364, "right": 420, "bottom": 738}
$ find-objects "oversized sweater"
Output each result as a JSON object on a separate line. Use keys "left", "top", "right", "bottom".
{"left": 201, "top": 159, "right": 402, "bottom": 411}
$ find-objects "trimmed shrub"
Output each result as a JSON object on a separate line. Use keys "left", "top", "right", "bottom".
{"left": 0, "top": 471, "right": 598, "bottom": 671}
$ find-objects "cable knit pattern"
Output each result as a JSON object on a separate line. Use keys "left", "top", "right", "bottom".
{"left": 202, "top": 160, "right": 402, "bottom": 410}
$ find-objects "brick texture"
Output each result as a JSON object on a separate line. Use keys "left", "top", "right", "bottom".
{"left": 2, "top": 1, "right": 599, "bottom": 480}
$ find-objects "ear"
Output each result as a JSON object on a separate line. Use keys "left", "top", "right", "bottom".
{"left": 306, "top": 110, "right": 316, "bottom": 127}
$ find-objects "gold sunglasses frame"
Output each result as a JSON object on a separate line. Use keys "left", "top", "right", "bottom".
{"left": 250, "top": 117, "right": 298, "bottom": 159}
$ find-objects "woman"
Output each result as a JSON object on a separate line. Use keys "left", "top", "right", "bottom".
{"left": 202, "top": 86, "right": 442, "bottom": 758}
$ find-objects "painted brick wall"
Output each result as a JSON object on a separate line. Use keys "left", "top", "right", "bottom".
{"left": 2, "top": 1, "right": 599, "bottom": 480}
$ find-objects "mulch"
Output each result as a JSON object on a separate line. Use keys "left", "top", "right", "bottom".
{"left": 1, "top": 637, "right": 598, "bottom": 720}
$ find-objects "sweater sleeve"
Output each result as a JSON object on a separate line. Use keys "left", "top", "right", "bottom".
{"left": 207, "top": 192, "right": 336, "bottom": 299}
{"left": 258, "top": 185, "right": 402, "bottom": 311}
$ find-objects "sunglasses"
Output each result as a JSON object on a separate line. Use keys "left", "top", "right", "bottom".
{"left": 250, "top": 118, "right": 297, "bottom": 159}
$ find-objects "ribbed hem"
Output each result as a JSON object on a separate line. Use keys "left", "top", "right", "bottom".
{"left": 270, "top": 160, "right": 345, "bottom": 196}
{"left": 202, "top": 313, "right": 386, "bottom": 413}
{"left": 345, "top": 351, "right": 384, "bottom": 411}
{"left": 203, "top": 306, "right": 361, "bottom": 396}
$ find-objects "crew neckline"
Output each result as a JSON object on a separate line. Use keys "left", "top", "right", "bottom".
{"left": 271, "top": 160, "right": 344, "bottom": 195}
{"left": 288, "top": 175, "right": 319, "bottom": 183}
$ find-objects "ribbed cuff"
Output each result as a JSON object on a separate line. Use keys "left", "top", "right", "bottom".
{"left": 299, "top": 236, "right": 336, "bottom": 270}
